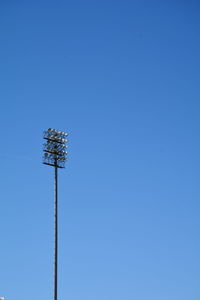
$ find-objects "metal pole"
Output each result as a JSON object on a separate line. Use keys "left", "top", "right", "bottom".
{"left": 43, "top": 129, "right": 68, "bottom": 300}
{"left": 54, "top": 166, "right": 58, "bottom": 300}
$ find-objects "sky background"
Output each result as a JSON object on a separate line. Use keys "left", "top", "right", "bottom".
{"left": 0, "top": 1, "right": 199, "bottom": 299}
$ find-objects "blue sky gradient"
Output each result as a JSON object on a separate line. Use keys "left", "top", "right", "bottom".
{"left": 0, "top": 1, "right": 199, "bottom": 300}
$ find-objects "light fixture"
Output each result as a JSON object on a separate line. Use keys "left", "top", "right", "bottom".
{"left": 43, "top": 128, "right": 68, "bottom": 300}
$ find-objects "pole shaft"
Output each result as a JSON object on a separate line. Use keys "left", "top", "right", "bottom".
{"left": 54, "top": 166, "right": 58, "bottom": 300}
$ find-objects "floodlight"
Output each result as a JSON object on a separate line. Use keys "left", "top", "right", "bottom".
{"left": 43, "top": 128, "right": 69, "bottom": 300}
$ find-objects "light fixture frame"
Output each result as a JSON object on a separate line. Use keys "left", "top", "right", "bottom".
{"left": 43, "top": 128, "right": 68, "bottom": 168}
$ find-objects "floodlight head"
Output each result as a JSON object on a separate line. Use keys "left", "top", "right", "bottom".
{"left": 43, "top": 128, "right": 68, "bottom": 168}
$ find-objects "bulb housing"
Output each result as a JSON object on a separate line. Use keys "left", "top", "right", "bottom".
{"left": 43, "top": 129, "right": 68, "bottom": 168}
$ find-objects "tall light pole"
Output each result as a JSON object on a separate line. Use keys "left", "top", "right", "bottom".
{"left": 43, "top": 128, "right": 68, "bottom": 300}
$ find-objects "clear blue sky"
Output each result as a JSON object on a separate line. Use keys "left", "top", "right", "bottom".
{"left": 0, "top": 1, "right": 199, "bottom": 299}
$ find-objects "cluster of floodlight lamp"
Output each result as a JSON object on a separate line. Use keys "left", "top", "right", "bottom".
{"left": 43, "top": 128, "right": 68, "bottom": 168}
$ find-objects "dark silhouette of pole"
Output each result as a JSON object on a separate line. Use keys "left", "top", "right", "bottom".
{"left": 43, "top": 128, "right": 68, "bottom": 300}
{"left": 54, "top": 165, "right": 58, "bottom": 300}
